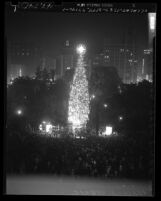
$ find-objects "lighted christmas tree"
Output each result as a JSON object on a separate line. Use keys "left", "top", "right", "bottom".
{"left": 68, "top": 45, "right": 90, "bottom": 132}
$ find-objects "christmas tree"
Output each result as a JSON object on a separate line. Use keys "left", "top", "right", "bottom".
{"left": 68, "top": 45, "right": 90, "bottom": 132}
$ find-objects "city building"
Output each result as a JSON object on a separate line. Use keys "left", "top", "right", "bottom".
{"left": 54, "top": 40, "right": 75, "bottom": 80}
{"left": 55, "top": 40, "right": 91, "bottom": 80}
{"left": 92, "top": 44, "right": 139, "bottom": 84}
{"left": 7, "top": 41, "right": 43, "bottom": 83}
{"left": 148, "top": 13, "right": 156, "bottom": 50}
{"left": 136, "top": 49, "right": 153, "bottom": 83}
{"left": 135, "top": 12, "right": 155, "bottom": 83}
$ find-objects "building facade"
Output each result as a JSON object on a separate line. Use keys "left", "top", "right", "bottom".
{"left": 7, "top": 41, "right": 43, "bottom": 83}
{"left": 91, "top": 45, "right": 139, "bottom": 84}
{"left": 55, "top": 40, "right": 91, "bottom": 80}
{"left": 136, "top": 49, "right": 153, "bottom": 83}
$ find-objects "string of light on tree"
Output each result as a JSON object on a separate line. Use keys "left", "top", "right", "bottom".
{"left": 68, "top": 44, "right": 90, "bottom": 132}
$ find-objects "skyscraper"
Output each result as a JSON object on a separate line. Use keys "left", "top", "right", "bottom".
{"left": 7, "top": 41, "right": 43, "bottom": 83}
{"left": 92, "top": 43, "right": 138, "bottom": 84}
{"left": 55, "top": 40, "right": 91, "bottom": 80}
{"left": 55, "top": 40, "right": 75, "bottom": 79}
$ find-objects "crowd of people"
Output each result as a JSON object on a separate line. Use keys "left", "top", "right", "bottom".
{"left": 6, "top": 130, "right": 153, "bottom": 180}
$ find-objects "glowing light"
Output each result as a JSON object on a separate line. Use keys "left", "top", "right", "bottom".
{"left": 91, "top": 94, "right": 95, "bottom": 99}
{"left": 66, "top": 40, "right": 69, "bottom": 46}
{"left": 102, "top": 126, "right": 113, "bottom": 136}
{"left": 39, "top": 122, "right": 53, "bottom": 134}
{"left": 120, "top": 49, "right": 124, "bottom": 52}
{"left": 10, "top": 75, "right": 14, "bottom": 84}
{"left": 144, "top": 49, "right": 152, "bottom": 55}
{"left": 142, "top": 59, "right": 145, "bottom": 74}
{"left": 19, "top": 68, "right": 22, "bottom": 77}
{"left": 39, "top": 124, "right": 42, "bottom": 131}
{"left": 119, "top": 116, "right": 123, "bottom": 121}
{"left": 10, "top": 80, "right": 13, "bottom": 85}
{"left": 104, "top": 104, "right": 108, "bottom": 108}
{"left": 46, "top": 124, "right": 52, "bottom": 133}
{"left": 76, "top": 44, "right": 86, "bottom": 55}
{"left": 16, "top": 110, "right": 22, "bottom": 115}
{"left": 149, "top": 13, "right": 156, "bottom": 31}
{"left": 68, "top": 50, "right": 90, "bottom": 132}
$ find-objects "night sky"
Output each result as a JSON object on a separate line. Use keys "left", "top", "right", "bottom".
{"left": 5, "top": 4, "right": 149, "bottom": 56}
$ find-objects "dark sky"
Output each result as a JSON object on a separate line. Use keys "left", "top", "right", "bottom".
{"left": 5, "top": 5, "right": 149, "bottom": 56}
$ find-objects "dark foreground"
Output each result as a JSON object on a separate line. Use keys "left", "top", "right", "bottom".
{"left": 6, "top": 175, "right": 152, "bottom": 196}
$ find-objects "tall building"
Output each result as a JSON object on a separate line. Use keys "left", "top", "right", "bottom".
{"left": 7, "top": 41, "right": 43, "bottom": 83}
{"left": 92, "top": 44, "right": 139, "bottom": 84}
{"left": 141, "top": 49, "right": 153, "bottom": 82}
{"left": 91, "top": 28, "right": 140, "bottom": 84}
{"left": 148, "top": 13, "right": 156, "bottom": 50}
{"left": 39, "top": 56, "right": 57, "bottom": 71}
{"left": 55, "top": 40, "right": 91, "bottom": 80}
{"left": 54, "top": 40, "right": 75, "bottom": 79}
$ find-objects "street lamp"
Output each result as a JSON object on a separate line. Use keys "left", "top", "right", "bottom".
{"left": 16, "top": 109, "right": 22, "bottom": 115}
{"left": 119, "top": 116, "right": 123, "bottom": 121}
{"left": 91, "top": 94, "right": 95, "bottom": 99}
{"left": 76, "top": 44, "right": 86, "bottom": 55}
{"left": 104, "top": 104, "right": 108, "bottom": 108}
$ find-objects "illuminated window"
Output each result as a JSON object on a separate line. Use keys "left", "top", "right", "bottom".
{"left": 39, "top": 124, "right": 42, "bottom": 131}
{"left": 144, "top": 49, "right": 152, "bottom": 55}
{"left": 46, "top": 124, "right": 52, "bottom": 133}
{"left": 104, "top": 55, "right": 109, "bottom": 59}
{"left": 66, "top": 40, "right": 69, "bottom": 46}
